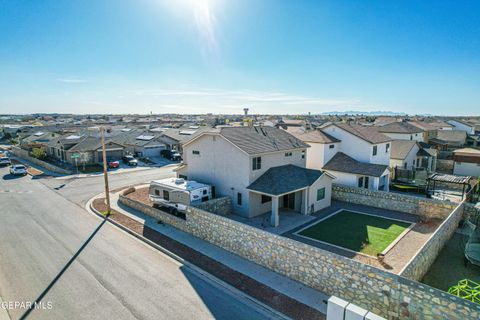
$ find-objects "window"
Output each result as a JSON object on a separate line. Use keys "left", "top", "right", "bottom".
{"left": 410, "top": 135, "right": 413, "bottom": 140}
{"left": 252, "top": 157, "right": 262, "bottom": 170}
{"left": 237, "top": 192, "right": 242, "bottom": 206}
{"left": 301, "top": 150, "right": 305, "bottom": 159}
{"left": 329, "top": 144, "right": 335, "bottom": 149}
{"left": 285, "top": 152, "right": 292, "bottom": 157}
{"left": 372, "top": 145, "right": 377, "bottom": 156}
{"left": 163, "top": 190, "right": 170, "bottom": 201}
{"left": 358, "top": 177, "right": 364, "bottom": 188}
{"left": 155, "top": 190, "right": 160, "bottom": 196}
{"left": 404, "top": 162, "right": 407, "bottom": 169}
{"left": 358, "top": 176, "right": 369, "bottom": 189}
{"left": 203, "top": 189, "right": 207, "bottom": 195}
{"left": 386, "top": 143, "right": 390, "bottom": 153}
{"left": 261, "top": 195, "right": 271, "bottom": 204}
{"left": 316, "top": 188, "right": 325, "bottom": 201}
{"left": 192, "top": 150, "right": 200, "bottom": 155}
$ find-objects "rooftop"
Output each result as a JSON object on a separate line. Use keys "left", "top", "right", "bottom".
{"left": 247, "top": 164, "right": 326, "bottom": 196}
{"left": 378, "top": 122, "right": 424, "bottom": 134}
{"left": 323, "top": 152, "right": 389, "bottom": 177}
{"left": 290, "top": 129, "right": 341, "bottom": 144}
{"left": 390, "top": 140, "right": 418, "bottom": 160}
{"left": 326, "top": 123, "right": 392, "bottom": 144}
{"left": 151, "top": 178, "right": 209, "bottom": 191}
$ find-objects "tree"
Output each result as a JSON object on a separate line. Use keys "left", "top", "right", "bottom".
{"left": 31, "top": 148, "right": 46, "bottom": 160}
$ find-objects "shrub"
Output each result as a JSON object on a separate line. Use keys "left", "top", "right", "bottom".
{"left": 31, "top": 147, "right": 47, "bottom": 160}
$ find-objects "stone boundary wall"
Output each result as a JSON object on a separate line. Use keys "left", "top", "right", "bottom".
{"left": 400, "top": 203, "right": 464, "bottom": 281}
{"left": 119, "top": 188, "right": 480, "bottom": 319}
{"left": 436, "top": 159, "right": 454, "bottom": 174}
{"left": 11, "top": 146, "right": 71, "bottom": 174}
{"left": 332, "top": 184, "right": 455, "bottom": 220}
{"left": 193, "top": 197, "right": 232, "bottom": 215}
{"left": 464, "top": 203, "right": 480, "bottom": 226}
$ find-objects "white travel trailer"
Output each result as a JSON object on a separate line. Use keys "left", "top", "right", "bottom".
{"left": 149, "top": 178, "right": 211, "bottom": 214}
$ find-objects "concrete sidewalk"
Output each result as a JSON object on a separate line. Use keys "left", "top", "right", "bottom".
{"left": 110, "top": 191, "right": 329, "bottom": 315}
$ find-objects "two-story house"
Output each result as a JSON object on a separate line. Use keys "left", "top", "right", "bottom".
{"left": 177, "top": 126, "right": 335, "bottom": 226}
{"left": 309, "top": 123, "right": 392, "bottom": 191}
{"left": 377, "top": 122, "right": 425, "bottom": 142}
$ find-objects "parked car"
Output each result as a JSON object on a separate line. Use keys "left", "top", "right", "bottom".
{"left": 10, "top": 164, "right": 27, "bottom": 176}
{"left": 0, "top": 156, "right": 11, "bottom": 166}
{"left": 122, "top": 155, "right": 138, "bottom": 166}
{"left": 107, "top": 159, "right": 120, "bottom": 169}
{"left": 160, "top": 149, "right": 182, "bottom": 161}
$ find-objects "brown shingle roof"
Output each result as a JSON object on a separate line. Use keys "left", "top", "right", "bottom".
{"left": 323, "top": 152, "right": 388, "bottom": 177}
{"left": 328, "top": 123, "right": 392, "bottom": 144}
{"left": 290, "top": 130, "right": 341, "bottom": 144}
{"left": 378, "top": 122, "right": 423, "bottom": 134}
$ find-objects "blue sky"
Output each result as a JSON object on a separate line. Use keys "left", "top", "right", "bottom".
{"left": 1, "top": 0, "right": 479, "bottom": 115}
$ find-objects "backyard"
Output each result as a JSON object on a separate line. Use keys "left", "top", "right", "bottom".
{"left": 296, "top": 210, "right": 412, "bottom": 256}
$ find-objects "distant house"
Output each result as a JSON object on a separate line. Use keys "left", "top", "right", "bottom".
{"left": 447, "top": 119, "right": 475, "bottom": 135}
{"left": 453, "top": 148, "right": 480, "bottom": 177}
{"left": 389, "top": 140, "right": 436, "bottom": 172}
{"left": 47, "top": 134, "right": 125, "bottom": 165}
{"left": 320, "top": 123, "right": 391, "bottom": 191}
{"left": 429, "top": 130, "right": 467, "bottom": 151}
{"left": 19, "top": 131, "right": 61, "bottom": 151}
{"left": 378, "top": 122, "right": 424, "bottom": 142}
{"left": 159, "top": 127, "right": 210, "bottom": 153}
{"left": 178, "top": 126, "right": 334, "bottom": 226}
{"left": 112, "top": 130, "right": 166, "bottom": 157}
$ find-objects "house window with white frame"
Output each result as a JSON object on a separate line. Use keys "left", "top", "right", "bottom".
{"left": 372, "top": 145, "right": 377, "bottom": 156}
{"left": 237, "top": 192, "right": 242, "bottom": 206}
{"left": 386, "top": 143, "right": 390, "bottom": 153}
{"left": 252, "top": 156, "right": 261, "bottom": 170}
{"left": 316, "top": 188, "right": 325, "bottom": 201}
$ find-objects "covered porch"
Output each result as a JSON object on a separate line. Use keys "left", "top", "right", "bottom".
{"left": 246, "top": 164, "right": 332, "bottom": 227}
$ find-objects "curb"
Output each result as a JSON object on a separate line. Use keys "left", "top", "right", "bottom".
{"left": 86, "top": 195, "right": 290, "bottom": 320}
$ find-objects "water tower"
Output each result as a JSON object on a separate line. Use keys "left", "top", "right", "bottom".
{"left": 243, "top": 108, "right": 249, "bottom": 116}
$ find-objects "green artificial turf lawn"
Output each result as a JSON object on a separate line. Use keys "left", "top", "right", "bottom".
{"left": 299, "top": 210, "right": 411, "bottom": 256}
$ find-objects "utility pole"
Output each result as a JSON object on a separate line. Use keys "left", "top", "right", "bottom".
{"left": 100, "top": 126, "right": 111, "bottom": 215}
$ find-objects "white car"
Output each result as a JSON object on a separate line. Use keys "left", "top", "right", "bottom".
{"left": 0, "top": 157, "right": 11, "bottom": 166}
{"left": 10, "top": 164, "right": 27, "bottom": 176}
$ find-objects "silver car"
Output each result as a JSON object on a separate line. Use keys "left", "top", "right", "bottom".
{"left": 0, "top": 157, "right": 11, "bottom": 166}
{"left": 10, "top": 164, "right": 27, "bottom": 176}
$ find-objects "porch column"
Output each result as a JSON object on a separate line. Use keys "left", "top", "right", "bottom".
{"left": 271, "top": 196, "right": 279, "bottom": 227}
{"left": 302, "top": 189, "right": 308, "bottom": 215}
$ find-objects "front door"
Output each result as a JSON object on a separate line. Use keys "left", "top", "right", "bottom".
{"left": 282, "top": 193, "right": 295, "bottom": 210}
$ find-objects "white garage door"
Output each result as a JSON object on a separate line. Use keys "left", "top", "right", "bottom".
{"left": 143, "top": 146, "right": 165, "bottom": 157}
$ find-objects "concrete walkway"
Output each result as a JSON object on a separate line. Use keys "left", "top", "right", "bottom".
{"left": 110, "top": 191, "right": 329, "bottom": 315}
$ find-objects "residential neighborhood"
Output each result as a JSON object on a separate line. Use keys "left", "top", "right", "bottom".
{"left": 1, "top": 1, "right": 480, "bottom": 320}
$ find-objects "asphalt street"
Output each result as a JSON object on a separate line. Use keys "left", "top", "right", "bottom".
{"left": 0, "top": 166, "right": 276, "bottom": 320}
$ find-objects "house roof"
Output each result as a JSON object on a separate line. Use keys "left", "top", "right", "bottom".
{"left": 390, "top": 140, "right": 418, "bottom": 160}
{"left": 327, "top": 123, "right": 392, "bottom": 144}
{"left": 378, "top": 122, "right": 423, "bottom": 134}
{"left": 162, "top": 127, "right": 210, "bottom": 143}
{"left": 218, "top": 126, "right": 309, "bottom": 155}
{"left": 247, "top": 164, "right": 327, "bottom": 196}
{"left": 435, "top": 130, "right": 467, "bottom": 143}
{"left": 453, "top": 148, "right": 480, "bottom": 155}
{"left": 67, "top": 136, "right": 103, "bottom": 152}
{"left": 323, "top": 152, "right": 388, "bottom": 177}
{"left": 290, "top": 129, "right": 341, "bottom": 144}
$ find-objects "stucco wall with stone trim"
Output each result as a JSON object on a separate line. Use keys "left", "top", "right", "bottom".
{"left": 332, "top": 184, "right": 455, "bottom": 220}
{"left": 400, "top": 203, "right": 464, "bottom": 281}
{"left": 119, "top": 188, "right": 480, "bottom": 319}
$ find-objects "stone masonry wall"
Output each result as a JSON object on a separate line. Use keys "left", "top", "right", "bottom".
{"left": 193, "top": 197, "right": 232, "bottom": 215}
{"left": 464, "top": 203, "right": 480, "bottom": 226}
{"left": 400, "top": 203, "right": 464, "bottom": 281}
{"left": 436, "top": 159, "right": 454, "bottom": 174}
{"left": 119, "top": 188, "right": 480, "bottom": 319}
{"left": 11, "top": 146, "right": 72, "bottom": 174}
{"left": 332, "top": 184, "right": 455, "bottom": 220}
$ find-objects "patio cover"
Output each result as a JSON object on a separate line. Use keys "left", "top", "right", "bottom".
{"left": 247, "top": 164, "right": 326, "bottom": 196}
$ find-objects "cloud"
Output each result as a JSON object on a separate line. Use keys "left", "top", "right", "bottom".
{"left": 56, "top": 78, "right": 87, "bottom": 84}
